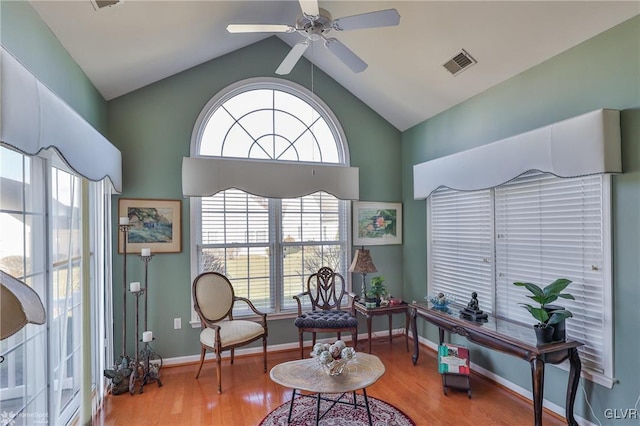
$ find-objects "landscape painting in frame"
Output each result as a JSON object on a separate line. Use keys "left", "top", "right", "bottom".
{"left": 353, "top": 202, "right": 402, "bottom": 246}
{"left": 118, "top": 199, "right": 182, "bottom": 254}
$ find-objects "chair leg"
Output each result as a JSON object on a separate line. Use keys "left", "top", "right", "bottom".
{"left": 337, "top": 332, "right": 342, "bottom": 341}
{"left": 230, "top": 348, "right": 235, "bottom": 365}
{"left": 195, "top": 346, "right": 206, "bottom": 379}
{"left": 262, "top": 334, "right": 267, "bottom": 373}
{"left": 216, "top": 352, "right": 222, "bottom": 394}
{"left": 352, "top": 329, "right": 358, "bottom": 349}
{"left": 299, "top": 329, "right": 304, "bottom": 359}
{"left": 312, "top": 332, "right": 317, "bottom": 348}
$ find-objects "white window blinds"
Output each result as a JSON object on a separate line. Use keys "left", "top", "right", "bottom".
{"left": 428, "top": 189, "right": 494, "bottom": 312}
{"left": 428, "top": 173, "right": 613, "bottom": 384}
{"left": 495, "top": 173, "right": 611, "bottom": 376}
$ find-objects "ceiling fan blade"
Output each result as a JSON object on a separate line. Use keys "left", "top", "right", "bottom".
{"left": 275, "top": 41, "right": 310, "bottom": 75}
{"left": 298, "top": 0, "right": 320, "bottom": 17}
{"left": 226, "top": 24, "right": 294, "bottom": 33}
{"left": 331, "top": 9, "right": 400, "bottom": 31}
{"left": 324, "top": 38, "right": 367, "bottom": 73}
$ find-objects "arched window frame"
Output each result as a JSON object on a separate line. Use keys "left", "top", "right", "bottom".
{"left": 188, "top": 77, "right": 353, "bottom": 324}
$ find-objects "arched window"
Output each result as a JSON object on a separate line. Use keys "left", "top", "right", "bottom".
{"left": 190, "top": 78, "right": 351, "bottom": 318}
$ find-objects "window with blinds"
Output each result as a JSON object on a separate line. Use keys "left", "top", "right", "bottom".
{"left": 428, "top": 172, "right": 613, "bottom": 385}
{"left": 191, "top": 79, "right": 350, "bottom": 318}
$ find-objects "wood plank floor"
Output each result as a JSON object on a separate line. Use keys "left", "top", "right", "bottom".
{"left": 95, "top": 338, "right": 566, "bottom": 425}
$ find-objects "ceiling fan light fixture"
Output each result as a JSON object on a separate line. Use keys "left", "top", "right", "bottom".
{"left": 90, "top": 0, "right": 122, "bottom": 11}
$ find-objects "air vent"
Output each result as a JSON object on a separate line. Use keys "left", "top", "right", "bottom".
{"left": 442, "top": 49, "right": 477, "bottom": 76}
{"left": 91, "top": 0, "right": 122, "bottom": 10}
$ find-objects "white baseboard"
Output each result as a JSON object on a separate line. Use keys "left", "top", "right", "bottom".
{"left": 414, "top": 334, "right": 595, "bottom": 426}
{"left": 161, "top": 329, "right": 406, "bottom": 367}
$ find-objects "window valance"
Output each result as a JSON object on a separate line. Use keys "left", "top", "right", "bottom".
{"left": 413, "top": 109, "right": 621, "bottom": 199}
{"left": 1, "top": 46, "right": 122, "bottom": 192}
{"left": 182, "top": 156, "right": 359, "bottom": 200}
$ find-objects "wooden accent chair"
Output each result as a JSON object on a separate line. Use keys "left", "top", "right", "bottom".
{"left": 192, "top": 272, "right": 268, "bottom": 393}
{"left": 293, "top": 267, "right": 358, "bottom": 359}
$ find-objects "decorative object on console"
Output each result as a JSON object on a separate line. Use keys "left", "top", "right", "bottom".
{"left": 118, "top": 198, "right": 182, "bottom": 254}
{"left": 349, "top": 247, "right": 377, "bottom": 301}
{"left": 427, "top": 292, "right": 455, "bottom": 310}
{"left": 353, "top": 201, "right": 402, "bottom": 245}
{"left": 513, "top": 278, "right": 574, "bottom": 345}
{"left": 459, "top": 291, "right": 488, "bottom": 322}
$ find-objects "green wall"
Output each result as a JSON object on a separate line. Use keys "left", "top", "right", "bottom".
{"left": 106, "top": 36, "right": 402, "bottom": 359}
{"left": 0, "top": 1, "right": 107, "bottom": 132}
{"left": 402, "top": 15, "right": 640, "bottom": 424}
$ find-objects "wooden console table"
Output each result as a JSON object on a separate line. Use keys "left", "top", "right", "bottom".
{"left": 409, "top": 301, "right": 582, "bottom": 426}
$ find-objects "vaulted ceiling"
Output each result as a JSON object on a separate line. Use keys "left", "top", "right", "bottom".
{"left": 29, "top": 1, "right": 640, "bottom": 131}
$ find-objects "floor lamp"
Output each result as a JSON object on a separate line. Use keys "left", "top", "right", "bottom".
{"left": 349, "top": 247, "right": 377, "bottom": 301}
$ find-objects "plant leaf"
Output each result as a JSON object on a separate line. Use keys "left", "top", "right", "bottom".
{"left": 514, "top": 282, "right": 545, "bottom": 299}
{"left": 519, "top": 303, "right": 549, "bottom": 323}
{"left": 547, "top": 309, "right": 573, "bottom": 325}
{"left": 543, "top": 278, "right": 572, "bottom": 297}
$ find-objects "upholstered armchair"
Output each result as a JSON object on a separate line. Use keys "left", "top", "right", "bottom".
{"left": 192, "top": 272, "right": 268, "bottom": 393}
{"left": 293, "top": 266, "right": 358, "bottom": 359}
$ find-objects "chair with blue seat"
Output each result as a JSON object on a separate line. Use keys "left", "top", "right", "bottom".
{"left": 192, "top": 271, "right": 268, "bottom": 393}
{"left": 293, "top": 266, "right": 358, "bottom": 359}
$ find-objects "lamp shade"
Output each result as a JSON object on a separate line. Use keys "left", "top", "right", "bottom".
{"left": 349, "top": 249, "right": 377, "bottom": 274}
{"left": 1, "top": 270, "right": 46, "bottom": 340}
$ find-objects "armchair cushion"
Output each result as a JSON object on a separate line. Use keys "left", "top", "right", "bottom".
{"left": 200, "top": 320, "right": 266, "bottom": 348}
{"left": 294, "top": 310, "right": 358, "bottom": 329}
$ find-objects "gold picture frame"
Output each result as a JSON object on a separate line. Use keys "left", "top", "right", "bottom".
{"left": 118, "top": 198, "right": 182, "bottom": 254}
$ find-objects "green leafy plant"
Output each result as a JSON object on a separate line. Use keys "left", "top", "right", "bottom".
{"left": 368, "top": 276, "right": 387, "bottom": 299}
{"left": 513, "top": 278, "right": 574, "bottom": 328}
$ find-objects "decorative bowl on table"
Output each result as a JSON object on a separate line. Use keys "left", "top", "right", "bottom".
{"left": 311, "top": 340, "right": 356, "bottom": 376}
{"left": 426, "top": 292, "right": 456, "bottom": 310}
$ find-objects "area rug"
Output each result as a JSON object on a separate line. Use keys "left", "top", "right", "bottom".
{"left": 259, "top": 393, "right": 415, "bottom": 426}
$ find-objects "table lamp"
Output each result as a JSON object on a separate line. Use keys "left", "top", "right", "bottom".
{"left": 349, "top": 247, "right": 377, "bottom": 301}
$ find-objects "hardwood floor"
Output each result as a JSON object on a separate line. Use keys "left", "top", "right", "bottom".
{"left": 95, "top": 338, "right": 566, "bottom": 425}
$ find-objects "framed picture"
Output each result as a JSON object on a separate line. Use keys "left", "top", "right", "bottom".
{"left": 352, "top": 201, "right": 402, "bottom": 246}
{"left": 118, "top": 198, "right": 182, "bottom": 254}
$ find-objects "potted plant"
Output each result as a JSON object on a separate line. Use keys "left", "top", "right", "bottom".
{"left": 368, "top": 276, "right": 387, "bottom": 306}
{"left": 513, "top": 278, "right": 574, "bottom": 345}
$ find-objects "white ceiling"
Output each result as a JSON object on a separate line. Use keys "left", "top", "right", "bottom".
{"left": 29, "top": 1, "right": 640, "bottom": 131}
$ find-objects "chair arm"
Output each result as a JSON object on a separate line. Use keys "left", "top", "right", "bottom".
{"left": 345, "top": 291, "right": 358, "bottom": 315}
{"left": 234, "top": 296, "right": 268, "bottom": 328}
{"left": 292, "top": 291, "right": 311, "bottom": 316}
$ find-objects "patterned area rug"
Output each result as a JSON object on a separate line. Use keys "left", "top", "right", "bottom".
{"left": 259, "top": 393, "right": 415, "bottom": 426}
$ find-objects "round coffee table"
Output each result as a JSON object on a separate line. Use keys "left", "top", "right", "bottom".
{"left": 270, "top": 352, "right": 385, "bottom": 425}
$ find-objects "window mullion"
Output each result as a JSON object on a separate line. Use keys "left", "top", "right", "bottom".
{"left": 271, "top": 199, "right": 282, "bottom": 312}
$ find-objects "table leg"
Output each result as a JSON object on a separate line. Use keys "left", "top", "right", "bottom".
{"left": 530, "top": 357, "right": 545, "bottom": 426}
{"left": 404, "top": 309, "right": 410, "bottom": 352}
{"left": 363, "top": 387, "right": 373, "bottom": 426}
{"left": 388, "top": 313, "right": 393, "bottom": 344}
{"left": 566, "top": 348, "right": 581, "bottom": 426}
{"left": 367, "top": 315, "right": 373, "bottom": 354}
{"left": 438, "top": 327, "right": 444, "bottom": 345}
{"left": 287, "top": 389, "right": 298, "bottom": 423}
{"left": 316, "top": 393, "right": 321, "bottom": 426}
{"left": 410, "top": 307, "right": 419, "bottom": 365}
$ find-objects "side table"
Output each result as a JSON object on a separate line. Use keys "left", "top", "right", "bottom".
{"left": 354, "top": 302, "right": 410, "bottom": 353}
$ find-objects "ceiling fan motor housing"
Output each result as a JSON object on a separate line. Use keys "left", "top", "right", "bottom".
{"left": 297, "top": 8, "right": 333, "bottom": 41}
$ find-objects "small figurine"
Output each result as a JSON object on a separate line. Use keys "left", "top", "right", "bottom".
{"left": 467, "top": 292, "right": 479, "bottom": 311}
{"left": 460, "top": 291, "right": 488, "bottom": 322}
{"left": 437, "top": 292, "right": 447, "bottom": 305}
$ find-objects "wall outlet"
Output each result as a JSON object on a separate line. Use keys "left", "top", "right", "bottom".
{"left": 174, "top": 317, "right": 181, "bottom": 330}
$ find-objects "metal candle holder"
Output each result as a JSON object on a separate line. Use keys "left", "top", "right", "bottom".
{"left": 129, "top": 288, "right": 145, "bottom": 394}
{"left": 138, "top": 254, "right": 162, "bottom": 390}
{"left": 119, "top": 223, "right": 131, "bottom": 361}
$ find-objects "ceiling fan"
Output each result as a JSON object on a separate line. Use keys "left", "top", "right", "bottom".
{"left": 226, "top": 0, "right": 400, "bottom": 75}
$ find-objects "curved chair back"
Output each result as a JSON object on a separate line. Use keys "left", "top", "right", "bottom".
{"left": 193, "top": 272, "right": 234, "bottom": 323}
{"left": 306, "top": 266, "right": 346, "bottom": 311}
